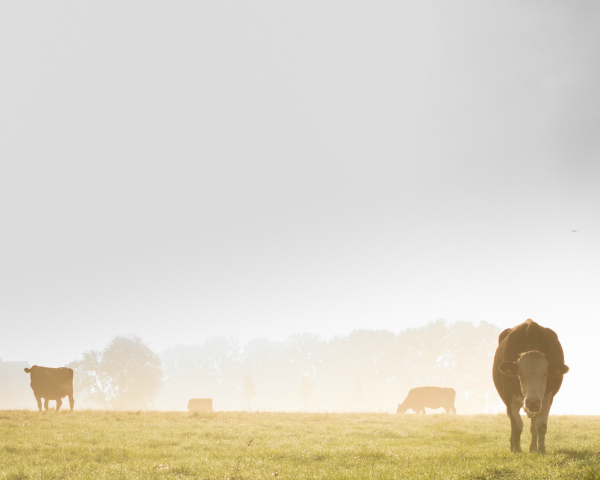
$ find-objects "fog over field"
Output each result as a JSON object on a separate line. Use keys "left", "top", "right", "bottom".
{"left": 1, "top": 2, "right": 599, "bottom": 414}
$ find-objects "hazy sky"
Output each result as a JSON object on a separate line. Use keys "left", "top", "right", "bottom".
{"left": 1, "top": 2, "right": 599, "bottom": 412}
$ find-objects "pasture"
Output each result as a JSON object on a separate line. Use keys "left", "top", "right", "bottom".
{"left": 1, "top": 411, "right": 599, "bottom": 479}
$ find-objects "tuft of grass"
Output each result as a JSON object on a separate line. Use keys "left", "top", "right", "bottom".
{"left": 0, "top": 411, "right": 599, "bottom": 479}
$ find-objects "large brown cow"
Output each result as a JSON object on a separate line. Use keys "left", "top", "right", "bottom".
{"left": 493, "top": 319, "right": 569, "bottom": 453}
{"left": 24, "top": 365, "right": 74, "bottom": 412}
{"left": 396, "top": 387, "right": 456, "bottom": 414}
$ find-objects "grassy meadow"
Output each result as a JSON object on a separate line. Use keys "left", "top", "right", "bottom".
{"left": 1, "top": 411, "right": 599, "bottom": 480}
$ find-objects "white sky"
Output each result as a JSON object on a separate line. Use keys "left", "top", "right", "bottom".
{"left": 1, "top": 1, "right": 599, "bottom": 413}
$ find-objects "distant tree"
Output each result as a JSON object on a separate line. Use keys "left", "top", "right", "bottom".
{"left": 242, "top": 338, "right": 294, "bottom": 410}
{"left": 158, "top": 337, "right": 243, "bottom": 410}
{"left": 102, "top": 336, "right": 163, "bottom": 409}
{"left": 242, "top": 375, "right": 257, "bottom": 410}
{"left": 322, "top": 330, "right": 396, "bottom": 411}
{"left": 287, "top": 333, "right": 326, "bottom": 378}
{"left": 68, "top": 350, "right": 112, "bottom": 408}
{"left": 152, "top": 322, "right": 500, "bottom": 412}
{"left": 69, "top": 336, "right": 162, "bottom": 409}
{"left": 299, "top": 375, "right": 313, "bottom": 410}
{"left": 349, "top": 375, "right": 364, "bottom": 409}
{"left": 393, "top": 320, "right": 500, "bottom": 413}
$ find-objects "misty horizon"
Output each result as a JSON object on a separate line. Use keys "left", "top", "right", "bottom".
{"left": 1, "top": 319, "right": 580, "bottom": 415}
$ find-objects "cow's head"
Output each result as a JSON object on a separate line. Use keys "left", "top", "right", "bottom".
{"left": 498, "top": 351, "right": 569, "bottom": 415}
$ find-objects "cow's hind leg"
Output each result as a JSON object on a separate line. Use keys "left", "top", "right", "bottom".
{"left": 56, "top": 398, "right": 62, "bottom": 412}
{"left": 444, "top": 403, "right": 457, "bottom": 414}
{"left": 44, "top": 398, "right": 49, "bottom": 411}
{"left": 508, "top": 397, "right": 523, "bottom": 453}
{"left": 68, "top": 394, "right": 75, "bottom": 411}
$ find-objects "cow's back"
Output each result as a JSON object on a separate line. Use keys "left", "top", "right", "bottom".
{"left": 408, "top": 387, "right": 455, "bottom": 408}
{"left": 188, "top": 398, "right": 213, "bottom": 413}
{"left": 26, "top": 366, "right": 74, "bottom": 399}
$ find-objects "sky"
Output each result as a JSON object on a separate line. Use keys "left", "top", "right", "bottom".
{"left": 1, "top": 1, "right": 599, "bottom": 413}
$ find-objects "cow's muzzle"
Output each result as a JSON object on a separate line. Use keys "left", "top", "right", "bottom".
{"left": 525, "top": 398, "right": 541, "bottom": 413}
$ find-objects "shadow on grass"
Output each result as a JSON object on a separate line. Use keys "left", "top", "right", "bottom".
{"left": 469, "top": 466, "right": 516, "bottom": 480}
{"left": 556, "top": 449, "right": 597, "bottom": 460}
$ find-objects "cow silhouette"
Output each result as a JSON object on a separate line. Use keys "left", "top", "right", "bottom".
{"left": 397, "top": 387, "right": 456, "bottom": 414}
{"left": 24, "top": 365, "right": 74, "bottom": 412}
{"left": 188, "top": 398, "right": 213, "bottom": 412}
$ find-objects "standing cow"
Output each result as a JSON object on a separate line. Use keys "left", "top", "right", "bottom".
{"left": 493, "top": 319, "right": 568, "bottom": 453}
{"left": 188, "top": 398, "right": 213, "bottom": 413}
{"left": 396, "top": 387, "right": 456, "bottom": 414}
{"left": 24, "top": 365, "right": 75, "bottom": 412}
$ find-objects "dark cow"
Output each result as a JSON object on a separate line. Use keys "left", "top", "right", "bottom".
{"left": 188, "top": 398, "right": 213, "bottom": 413}
{"left": 493, "top": 319, "right": 569, "bottom": 453}
{"left": 396, "top": 387, "right": 456, "bottom": 414}
{"left": 24, "top": 365, "right": 74, "bottom": 412}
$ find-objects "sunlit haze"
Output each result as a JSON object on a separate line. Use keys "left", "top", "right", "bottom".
{"left": 1, "top": 1, "right": 599, "bottom": 414}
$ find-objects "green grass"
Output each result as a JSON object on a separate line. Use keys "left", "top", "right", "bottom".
{"left": 1, "top": 411, "right": 599, "bottom": 479}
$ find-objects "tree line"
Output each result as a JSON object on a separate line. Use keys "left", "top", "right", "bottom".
{"left": 67, "top": 320, "right": 502, "bottom": 413}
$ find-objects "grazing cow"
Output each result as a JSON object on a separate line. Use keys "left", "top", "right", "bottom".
{"left": 493, "top": 319, "right": 569, "bottom": 453}
{"left": 396, "top": 387, "right": 456, "bottom": 414}
{"left": 188, "top": 398, "right": 213, "bottom": 413}
{"left": 24, "top": 365, "right": 74, "bottom": 412}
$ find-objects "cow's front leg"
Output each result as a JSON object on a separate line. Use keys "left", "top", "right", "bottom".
{"left": 44, "top": 398, "right": 49, "bottom": 411}
{"left": 531, "top": 392, "right": 553, "bottom": 454}
{"left": 35, "top": 395, "right": 43, "bottom": 412}
{"left": 56, "top": 398, "right": 62, "bottom": 412}
{"left": 529, "top": 415, "right": 538, "bottom": 452}
{"left": 509, "top": 396, "right": 524, "bottom": 453}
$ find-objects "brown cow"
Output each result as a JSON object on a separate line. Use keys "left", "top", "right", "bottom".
{"left": 396, "top": 387, "right": 456, "bottom": 414}
{"left": 24, "top": 365, "right": 74, "bottom": 412}
{"left": 187, "top": 398, "right": 213, "bottom": 413}
{"left": 493, "top": 319, "right": 568, "bottom": 453}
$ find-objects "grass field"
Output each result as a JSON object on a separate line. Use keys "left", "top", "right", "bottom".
{"left": 1, "top": 411, "right": 599, "bottom": 479}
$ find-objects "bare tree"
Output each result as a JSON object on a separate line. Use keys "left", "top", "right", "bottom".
{"left": 68, "top": 350, "right": 111, "bottom": 408}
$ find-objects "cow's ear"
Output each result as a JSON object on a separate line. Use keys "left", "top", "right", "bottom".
{"left": 498, "top": 362, "right": 519, "bottom": 376}
{"left": 549, "top": 364, "right": 569, "bottom": 375}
